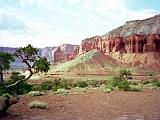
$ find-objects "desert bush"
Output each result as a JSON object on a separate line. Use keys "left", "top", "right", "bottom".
{"left": 52, "top": 85, "right": 59, "bottom": 91}
{"left": 107, "top": 76, "right": 123, "bottom": 87}
{"left": 100, "top": 84, "right": 113, "bottom": 93}
{"left": 129, "top": 85, "right": 141, "bottom": 91}
{"left": 52, "top": 79, "right": 61, "bottom": 91}
{"left": 73, "top": 87, "right": 87, "bottom": 92}
{"left": 59, "top": 79, "right": 68, "bottom": 89}
{"left": 87, "top": 80, "right": 99, "bottom": 87}
{"left": 56, "top": 89, "right": 68, "bottom": 95}
{"left": 130, "top": 81, "right": 138, "bottom": 85}
{"left": 151, "top": 80, "right": 160, "bottom": 87}
{"left": 143, "top": 83, "right": 157, "bottom": 89}
{"left": 41, "top": 81, "right": 53, "bottom": 90}
{"left": 143, "top": 80, "right": 150, "bottom": 85}
{"left": 103, "top": 88, "right": 112, "bottom": 93}
{"left": 32, "top": 84, "right": 43, "bottom": 91}
{"left": 28, "top": 101, "right": 48, "bottom": 109}
{"left": 28, "top": 91, "right": 45, "bottom": 97}
{"left": 143, "top": 80, "right": 160, "bottom": 89}
{"left": 73, "top": 81, "right": 88, "bottom": 88}
{"left": 7, "top": 72, "right": 33, "bottom": 95}
{"left": 118, "top": 80, "right": 130, "bottom": 91}
{"left": 119, "top": 69, "right": 131, "bottom": 79}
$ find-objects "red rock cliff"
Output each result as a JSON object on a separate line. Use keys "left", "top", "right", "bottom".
{"left": 53, "top": 44, "right": 79, "bottom": 63}
{"left": 79, "top": 34, "right": 160, "bottom": 55}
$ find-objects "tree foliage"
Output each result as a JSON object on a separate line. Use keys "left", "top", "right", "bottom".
{"left": 0, "top": 52, "right": 15, "bottom": 71}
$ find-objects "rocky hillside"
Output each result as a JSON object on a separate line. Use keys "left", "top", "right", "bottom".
{"left": 79, "top": 14, "right": 160, "bottom": 69}
{"left": 102, "top": 14, "right": 160, "bottom": 38}
{"left": 50, "top": 49, "right": 119, "bottom": 72}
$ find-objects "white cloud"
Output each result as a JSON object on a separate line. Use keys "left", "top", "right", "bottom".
{"left": 0, "top": 8, "right": 29, "bottom": 34}
{"left": 0, "top": 0, "right": 159, "bottom": 47}
{"left": 19, "top": 0, "right": 57, "bottom": 10}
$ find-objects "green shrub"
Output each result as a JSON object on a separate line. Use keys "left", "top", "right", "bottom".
{"left": 103, "top": 88, "right": 112, "bottom": 93}
{"left": 87, "top": 80, "right": 99, "bottom": 87}
{"left": 0, "top": 84, "right": 7, "bottom": 96}
{"left": 7, "top": 72, "right": 33, "bottom": 95}
{"left": 28, "top": 91, "right": 45, "bottom": 97}
{"left": 152, "top": 80, "right": 160, "bottom": 87}
{"left": 73, "top": 81, "right": 88, "bottom": 88}
{"left": 56, "top": 89, "right": 68, "bottom": 95}
{"left": 15, "top": 82, "right": 33, "bottom": 95}
{"left": 105, "top": 84, "right": 113, "bottom": 90}
{"left": 143, "top": 81, "right": 150, "bottom": 85}
{"left": 118, "top": 80, "right": 130, "bottom": 91}
{"left": 119, "top": 69, "right": 131, "bottom": 79}
{"left": 73, "top": 87, "right": 87, "bottom": 92}
{"left": 52, "top": 79, "right": 61, "bottom": 91}
{"left": 52, "top": 86, "right": 57, "bottom": 91}
{"left": 107, "top": 76, "right": 123, "bottom": 87}
{"left": 129, "top": 85, "right": 141, "bottom": 91}
{"left": 41, "top": 81, "right": 53, "bottom": 90}
{"left": 32, "top": 84, "right": 43, "bottom": 91}
{"left": 59, "top": 79, "right": 68, "bottom": 89}
{"left": 130, "top": 81, "right": 138, "bottom": 85}
{"left": 143, "top": 83, "right": 154, "bottom": 88}
{"left": 28, "top": 101, "right": 48, "bottom": 109}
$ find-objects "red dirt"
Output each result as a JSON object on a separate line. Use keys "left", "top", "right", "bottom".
{"left": 2, "top": 89, "right": 160, "bottom": 120}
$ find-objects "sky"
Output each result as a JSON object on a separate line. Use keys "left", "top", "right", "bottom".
{"left": 0, "top": 0, "right": 160, "bottom": 48}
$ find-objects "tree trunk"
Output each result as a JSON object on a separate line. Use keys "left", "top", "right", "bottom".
{"left": 0, "top": 71, "right": 3, "bottom": 84}
{"left": 0, "top": 93, "right": 18, "bottom": 117}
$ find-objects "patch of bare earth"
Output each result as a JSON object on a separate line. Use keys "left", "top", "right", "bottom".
{"left": 2, "top": 89, "right": 160, "bottom": 120}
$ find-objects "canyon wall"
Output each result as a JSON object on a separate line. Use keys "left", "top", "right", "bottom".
{"left": 79, "top": 34, "right": 160, "bottom": 54}
{"left": 53, "top": 44, "right": 79, "bottom": 63}
{"left": 79, "top": 14, "right": 160, "bottom": 67}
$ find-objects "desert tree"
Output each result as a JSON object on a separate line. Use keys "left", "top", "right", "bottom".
{"left": 0, "top": 44, "right": 50, "bottom": 116}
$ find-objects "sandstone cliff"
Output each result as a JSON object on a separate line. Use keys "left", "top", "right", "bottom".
{"left": 53, "top": 44, "right": 79, "bottom": 63}
{"left": 79, "top": 14, "right": 160, "bottom": 68}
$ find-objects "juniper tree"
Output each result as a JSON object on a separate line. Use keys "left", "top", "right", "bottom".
{"left": 0, "top": 44, "right": 50, "bottom": 116}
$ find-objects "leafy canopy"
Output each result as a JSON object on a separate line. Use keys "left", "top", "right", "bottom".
{"left": 15, "top": 44, "right": 50, "bottom": 73}
{"left": 0, "top": 52, "right": 15, "bottom": 71}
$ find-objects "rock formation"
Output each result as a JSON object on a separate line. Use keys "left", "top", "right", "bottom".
{"left": 78, "top": 14, "right": 160, "bottom": 68}
{"left": 53, "top": 44, "right": 79, "bottom": 63}
{"left": 39, "top": 47, "right": 56, "bottom": 63}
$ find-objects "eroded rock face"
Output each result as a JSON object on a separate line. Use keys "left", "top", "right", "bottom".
{"left": 53, "top": 47, "right": 64, "bottom": 63}
{"left": 79, "top": 34, "right": 160, "bottom": 55}
{"left": 53, "top": 44, "right": 79, "bottom": 63}
{"left": 78, "top": 33, "right": 160, "bottom": 69}
{"left": 40, "top": 47, "right": 56, "bottom": 63}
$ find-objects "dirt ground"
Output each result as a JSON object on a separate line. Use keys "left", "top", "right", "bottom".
{"left": 2, "top": 89, "right": 160, "bottom": 120}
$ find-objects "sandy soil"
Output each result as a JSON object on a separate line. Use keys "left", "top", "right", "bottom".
{"left": 2, "top": 89, "right": 160, "bottom": 120}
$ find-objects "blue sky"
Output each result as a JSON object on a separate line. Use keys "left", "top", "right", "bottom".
{"left": 0, "top": 0, "right": 159, "bottom": 48}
